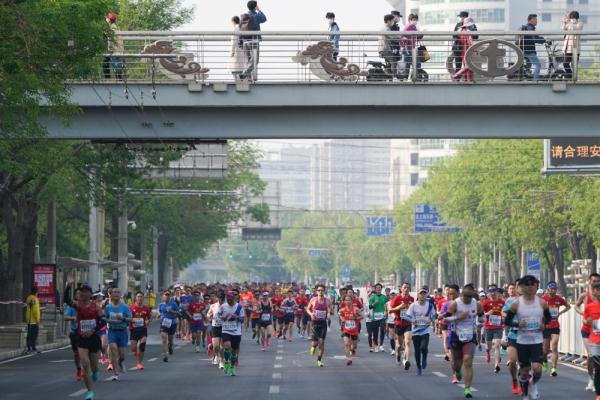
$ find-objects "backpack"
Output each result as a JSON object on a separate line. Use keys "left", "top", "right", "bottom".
{"left": 240, "top": 12, "right": 260, "bottom": 41}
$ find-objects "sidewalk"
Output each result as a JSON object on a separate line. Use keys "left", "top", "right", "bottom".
{"left": 0, "top": 337, "right": 70, "bottom": 362}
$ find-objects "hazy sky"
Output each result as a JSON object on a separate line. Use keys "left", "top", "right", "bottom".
{"left": 181, "top": 0, "right": 394, "bottom": 31}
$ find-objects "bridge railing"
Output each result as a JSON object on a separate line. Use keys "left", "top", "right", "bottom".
{"left": 98, "top": 31, "right": 600, "bottom": 84}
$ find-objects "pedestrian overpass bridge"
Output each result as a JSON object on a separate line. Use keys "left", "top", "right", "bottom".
{"left": 42, "top": 30, "right": 600, "bottom": 139}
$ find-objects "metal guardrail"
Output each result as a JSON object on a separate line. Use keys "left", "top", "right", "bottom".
{"left": 95, "top": 30, "right": 600, "bottom": 84}
{"left": 558, "top": 306, "right": 587, "bottom": 363}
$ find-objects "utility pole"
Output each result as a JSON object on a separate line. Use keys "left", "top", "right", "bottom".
{"left": 152, "top": 226, "right": 159, "bottom": 292}
{"left": 88, "top": 200, "right": 99, "bottom": 291}
{"left": 437, "top": 256, "right": 443, "bottom": 289}
{"left": 47, "top": 201, "right": 56, "bottom": 264}
{"left": 117, "top": 201, "right": 128, "bottom": 295}
{"left": 464, "top": 244, "right": 471, "bottom": 285}
{"left": 478, "top": 254, "right": 484, "bottom": 290}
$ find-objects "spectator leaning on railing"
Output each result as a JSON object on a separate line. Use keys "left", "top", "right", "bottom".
{"left": 378, "top": 14, "right": 400, "bottom": 79}
{"left": 562, "top": 11, "right": 583, "bottom": 80}
{"left": 239, "top": 1, "right": 267, "bottom": 82}
{"left": 401, "top": 14, "right": 424, "bottom": 79}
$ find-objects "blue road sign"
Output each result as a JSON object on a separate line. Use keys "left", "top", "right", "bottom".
{"left": 414, "top": 204, "right": 461, "bottom": 233}
{"left": 308, "top": 249, "right": 326, "bottom": 257}
{"left": 366, "top": 216, "right": 396, "bottom": 237}
{"left": 341, "top": 265, "right": 351, "bottom": 281}
{"left": 527, "top": 251, "right": 541, "bottom": 279}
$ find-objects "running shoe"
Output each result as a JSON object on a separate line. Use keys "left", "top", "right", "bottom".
{"left": 542, "top": 360, "right": 548, "bottom": 373}
{"left": 195, "top": 346, "right": 200, "bottom": 353}
{"left": 212, "top": 357, "right": 218, "bottom": 365}
{"left": 495, "top": 364, "right": 501, "bottom": 373}
{"left": 288, "top": 337, "right": 293, "bottom": 342}
{"left": 529, "top": 380, "right": 539, "bottom": 400}
{"left": 91, "top": 371, "right": 99, "bottom": 382}
{"left": 310, "top": 346, "right": 316, "bottom": 356}
{"left": 511, "top": 379, "right": 519, "bottom": 395}
{"left": 101, "top": 353, "right": 107, "bottom": 365}
{"left": 118, "top": 360, "right": 125, "bottom": 373}
{"left": 207, "top": 346, "right": 213, "bottom": 357}
{"left": 452, "top": 374, "right": 460, "bottom": 384}
{"left": 346, "top": 359, "right": 352, "bottom": 366}
{"left": 416, "top": 367, "right": 422, "bottom": 376}
{"left": 230, "top": 366, "right": 237, "bottom": 376}
{"left": 283, "top": 336, "right": 286, "bottom": 340}
{"left": 107, "top": 363, "right": 113, "bottom": 371}
{"left": 464, "top": 387, "right": 473, "bottom": 398}
{"left": 587, "top": 378, "right": 595, "bottom": 391}
{"left": 76, "top": 368, "right": 83, "bottom": 381}
{"left": 369, "top": 346, "right": 374, "bottom": 353}
{"left": 404, "top": 360, "right": 411, "bottom": 370}
{"left": 136, "top": 362, "right": 144, "bottom": 370}
{"left": 261, "top": 345, "right": 266, "bottom": 352}
{"left": 219, "top": 361, "right": 224, "bottom": 369}
{"left": 445, "top": 354, "right": 450, "bottom": 362}
{"left": 550, "top": 367, "right": 557, "bottom": 377}
{"left": 163, "top": 356, "right": 168, "bottom": 362}
{"left": 317, "top": 360, "right": 324, "bottom": 368}
{"left": 374, "top": 346, "right": 379, "bottom": 353}
{"left": 391, "top": 350, "right": 395, "bottom": 356}
{"left": 111, "top": 375, "right": 119, "bottom": 381}
{"left": 224, "top": 363, "right": 230, "bottom": 374}
{"left": 85, "top": 391, "right": 94, "bottom": 400}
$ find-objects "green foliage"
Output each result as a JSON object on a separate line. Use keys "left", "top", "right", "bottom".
{"left": 117, "top": 0, "right": 194, "bottom": 30}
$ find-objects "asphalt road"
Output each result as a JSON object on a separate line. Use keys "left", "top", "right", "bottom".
{"left": 0, "top": 321, "right": 593, "bottom": 400}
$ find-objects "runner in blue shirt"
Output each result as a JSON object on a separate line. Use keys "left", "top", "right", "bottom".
{"left": 159, "top": 291, "right": 180, "bottom": 362}
{"left": 104, "top": 288, "right": 132, "bottom": 380}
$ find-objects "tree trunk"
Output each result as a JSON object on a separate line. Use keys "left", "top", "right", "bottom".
{"left": 109, "top": 208, "right": 119, "bottom": 261}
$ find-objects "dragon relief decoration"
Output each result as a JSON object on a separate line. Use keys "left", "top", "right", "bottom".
{"left": 142, "top": 40, "right": 209, "bottom": 79}
{"left": 292, "top": 41, "right": 367, "bottom": 81}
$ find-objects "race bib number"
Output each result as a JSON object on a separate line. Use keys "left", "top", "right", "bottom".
{"left": 523, "top": 317, "right": 540, "bottom": 331}
{"left": 550, "top": 308, "right": 559, "bottom": 318}
{"left": 80, "top": 319, "right": 96, "bottom": 332}
{"left": 594, "top": 319, "right": 600, "bottom": 334}
{"left": 488, "top": 314, "right": 502, "bottom": 326}
{"left": 222, "top": 320, "right": 238, "bottom": 331}
{"left": 261, "top": 313, "right": 271, "bottom": 322}
{"left": 387, "top": 313, "right": 395, "bottom": 324}
{"left": 181, "top": 303, "right": 189, "bottom": 311}
{"left": 457, "top": 326, "right": 474, "bottom": 342}
{"left": 109, "top": 312, "right": 121, "bottom": 321}
{"left": 414, "top": 316, "right": 430, "bottom": 326}
{"left": 315, "top": 310, "right": 327, "bottom": 319}
{"left": 193, "top": 313, "right": 203, "bottom": 321}
{"left": 161, "top": 318, "right": 173, "bottom": 328}
{"left": 132, "top": 318, "right": 144, "bottom": 328}
{"left": 344, "top": 320, "right": 356, "bottom": 330}
{"left": 399, "top": 309, "right": 408, "bottom": 320}
{"left": 373, "top": 312, "right": 384, "bottom": 320}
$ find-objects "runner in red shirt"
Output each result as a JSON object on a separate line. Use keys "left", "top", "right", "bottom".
{"left": 188, "top": 291, "right": 207, "bottom": 354}
{"left": 389, "top": 282, "right": 414, "bottom": 370}
{"left": 271, "top": 289, "right": 284, "bottom": 337}
{"left": 582, "top": 280, "right": 600, "bottom": 397}
{"left": 129, "top": 291, "right": 152, "bottom": 369}
{"left": 481, "top": 285, "right": 505, "bottom": 372}
{"left": 339, "top": 293, "right": 362, "bottom": 366}
{"left": 239, "top": 287, "right": 254, "bottom": 332}
{"left": 541, "top": 281, "right": 570, "bottom": 376}
{"left": 577, "top": 273, "right": 600, "bottom": 391}
{"left": 295, "top": 292, "right": 308, "bottom": 338}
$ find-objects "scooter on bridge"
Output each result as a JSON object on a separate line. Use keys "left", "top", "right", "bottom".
{"left": 508, "top": 41, "right": 567, "bottom": 81}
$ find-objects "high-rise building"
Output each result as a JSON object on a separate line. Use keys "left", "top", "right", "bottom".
{"left": 537, "top": 0, "right": 600, "bottom": 30}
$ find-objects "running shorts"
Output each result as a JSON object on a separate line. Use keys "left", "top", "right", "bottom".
{"left": 251, "top": 318, "right": 260, "bottom": 329}
{"left": 516, "top": 343, "right": 544, "bottom": 368}
{"left": 302, "top": 315, "right": 311, "bottom": 324}
{"left": 450, "top": 340, "right": 476, "bottom": 360}
{"left": 108, "top": 329, "right": 129, "bottom": 348}
{"left": 284, "top": 314, "right": 294, "bottom": 324}
{"left": 69, "top": 332, "right": 79, "bottom": 351}
{"left": 78, "top": 333, "right": 102, "bottom": 353}
{"left": 543, "top": 327, "right": 560, "bottom": 339}
{"left": 190, "top": 323, "right": 205, "bottom": 333}
{"left": 485, "top": 328, "right": 503, "bottom": 342}
{"left": 312, "top": 321, "right": 328, "bottom": 341}
{"left": 582, "top": 329, "right": 590, "bottom": 339}
{"left": 394, "top": 325, "right": 411, "bottom": 336}
{"left": 277, "top": 316, "right": 286, "bottom": 325}
{"left": 212, "top": 326, "right": 222, "bottom": 338}
{"left": 342, "top": 332, "right": 358, "bottom": 341}
{"left": 222, "top": 333, "right": 242, "bottom": 350}
{"left": 130, "top": 328, "right": 147, "bottom": 342}
{"left": 507, "top": 338, "right": 518, "bottom": 348}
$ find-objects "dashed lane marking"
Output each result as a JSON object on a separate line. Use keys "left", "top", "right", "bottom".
{"left": 275, "top": 356, "right": 283, "bottom": 360}
{"left": 272, "top": 373, "right": 281, "bottom": 379}
{"left": 457, "top": 384, "right": 479, "bottom": 392}
{"left": 432, "top": 371, "right": 448, "bottom": 378}
{"left": 276, "top": 350, "right": 284, "bottom": 354}
{"left": 69, "top": 389, "right": 87, "bottom": 397}
{"left": 269, "top": 385, "right": 280, "bottom": 394}
{"left": 274, "top": 364, "right": 282, "bottom": 368}
{"left": 49, "top": 360, "right": 72, "bottom": 363}
{"left": 148, "top": 358, "right": 157, "bottom": 362}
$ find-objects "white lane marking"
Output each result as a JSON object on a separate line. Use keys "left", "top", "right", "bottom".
{"left": 275, "top": 356, "right": 283, "bottom": 360}
{"left": 148, "top": 358, "right": 157, "bottom": 362}
{"left": 274, "top": 364, "right": 282, "bottom": 368}
{"left": 129, "top": 366, "right": 138, "bottom": 371}
{"left": 296, "top": 350, "right": 308, "bottom": 355}
{"left": 432, "top": 371, "right": 448, "bottom": 378}
{"left": 276, "top": 350, "right": 284, "bottom": 354}
{"left": 174, "top": 346, "right": 181, "bottom": 350}
{"left": 328, "top": 355, "right": 347, "bottom": 360}
{"left": 49, "top": 359, "right": 73, "bottom": 363}
{"left": 272, "top": 373, "right": 281, "bottom": 379}
{"left": 104, "top": 376, "right": 118, "bottom": 381}
{"left": 69, "top": 389, "right": 88, "bottom": 397}
{"left": 457, "top": 384, "right": 479, "bottom": 392}
{"left": 0, "top": 346, "right": 69, "bottom": 366}
{"left": 277, "top": 345, "right": 284, "bottom": 349}
{"left": 269, "top": 385, "right": 280, "bottom": 394}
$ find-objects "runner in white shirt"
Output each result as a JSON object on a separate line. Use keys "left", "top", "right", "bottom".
{"left": 206, "top": 293, "right": 224, "bottom": 369}
{"left": 407, "top": 286, "right": 437, "bottom": 376}
{"left": 386, "top": 291, "right": 397, "bottom": 356}
{"left": 219, "top": 291, "right": 245, "bottom": 376}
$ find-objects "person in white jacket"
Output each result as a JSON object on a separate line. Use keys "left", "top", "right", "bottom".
{"left": 562, "top": 11, "right": 584, "bottom": 80}
{"left": 228, "top": 16, "right": 245, "bottom": 79}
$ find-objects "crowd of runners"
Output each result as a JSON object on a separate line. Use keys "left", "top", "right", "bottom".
{"left": 61, "top": 273, "right": 600, "bottom": 400}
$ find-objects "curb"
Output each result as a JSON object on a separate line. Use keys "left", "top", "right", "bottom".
{"left": 0, "top": 338, "right": 70, "bottom": 362}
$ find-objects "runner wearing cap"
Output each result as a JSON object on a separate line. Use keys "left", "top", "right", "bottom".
{"left": 188, "top": 291, "right": 207, "bottom": 353}
{"left": 307, "top": 284, "right": 333, "bottom": 367}
{"left": 339, "top": 292, "right": 362, "bottom": 366}
{"left": 505, "top": 275, "right": 552, "bottom": 400}
{"left": 129, "top": 291, "right": 151, "bottom": 370}
{"left": 158, "top": 291, "right": 179, "bottom": 362}
{"left": 64, "top": 278, "right": 105, "bottom": 400}
{"left": 541, "top": 281, "right": 570, "bottom": 376}
{"left": 220, "top": 291, "right": 245, "bottom": 376}
{"left": 482, "top": 284, "right": 505, "bottom": 373}
{"left": 93, "top": 291, "right": 109, "bottom": 368}
{"left": 389, "top": 282, "right": 414, "bottom": 369}
{"left": 407, "top": 286, "right": 437, "bottom": 376}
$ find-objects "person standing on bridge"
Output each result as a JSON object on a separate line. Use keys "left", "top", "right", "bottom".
{"left": 229, "top": 16, "right": 245, "bottom": 80}
{"left": 326, "top": 12, "right": 340, "bottom": 62}
{"left": 562, "top": 11, "right": 583, "bottom": 80}
{"left": 239, "top": 1, "right": 267, "bottom": 82}
{"left": 452, "top": 17, "right": 477, "bottom": 82}
{"left": 103, "top": 12, "right": 124, "bottom": 80}
{"left": 400, "top": 14, "right": 424, "bottom": 80}
{"left": 378, "top": 14, "right": 400, "bottom": 80}
{"left": 519, "top": 14, "right": 546, "bottom": 82}
{"left": 452, "top": 12, "right": 478, "bottom": 74}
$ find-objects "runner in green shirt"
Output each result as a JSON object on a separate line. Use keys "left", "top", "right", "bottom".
{"left": 369, "top": 283, "right": 388, "bottom": 352}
